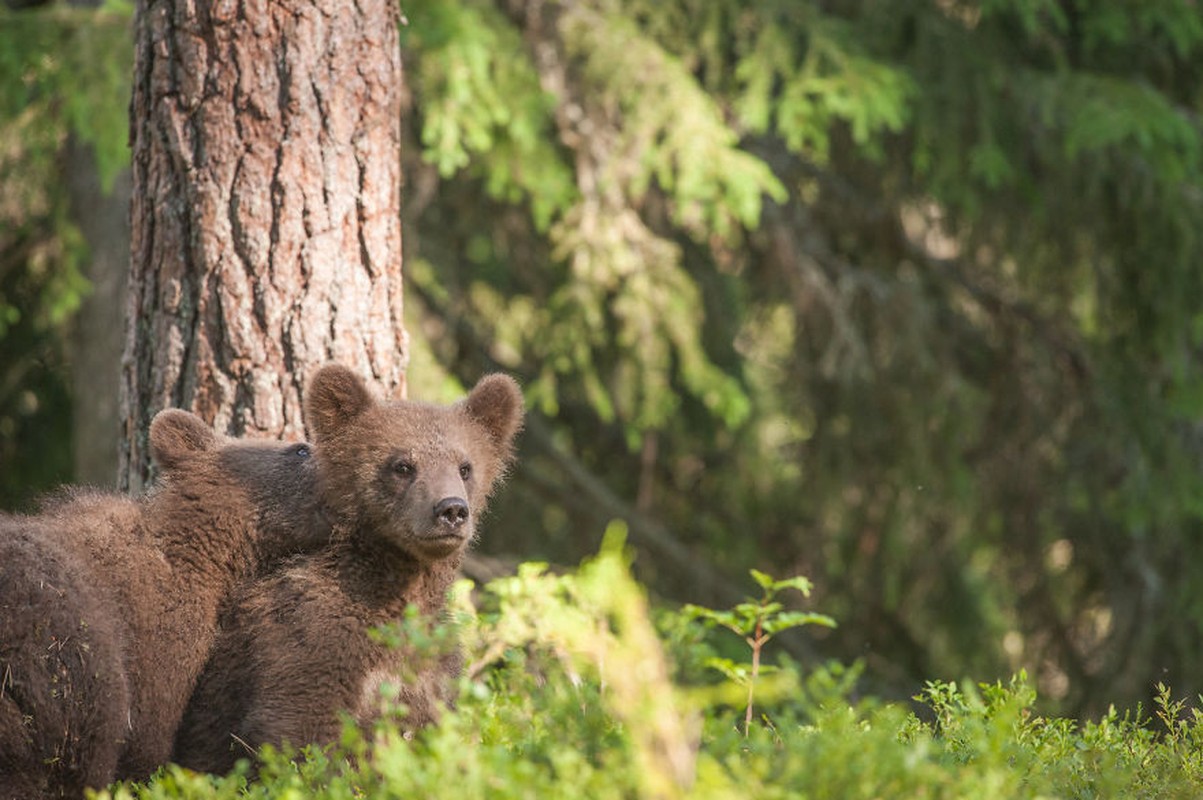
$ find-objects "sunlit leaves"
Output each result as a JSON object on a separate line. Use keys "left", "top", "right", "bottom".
{"left": 684, "top": 569, "right": 836, "bottom": 643}
{"left": 100, "top": 552, "right": 1203, "bottom": 797}
{"left": 0, "top": 2, "right": 131, "bottom": 192}
{"left": 683, "top": 569, "right": 836, "bottom": 734}
{"left": 560, "top": 4, "right": 787, "bottom": 240}
{"left": 733, "top": 11, "right": 913, "bottom": 161}
{"left": 751, "top": 569, "right": 808, "bottom": 593}
{"left": 401, "top": 0, "right": 577, "bottom": 230}
{"left": 402, "top": 0, "right": 769, "bottom": 441}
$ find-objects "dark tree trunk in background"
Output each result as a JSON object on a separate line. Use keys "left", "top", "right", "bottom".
{"left": 66, "top": 143, "right": 129, "bottom": 489}
{"left": 121, "top": 0, "right": 407, "bottom": 491}
{"left": 64, "top": 0, "right": 128, "bottom": 489}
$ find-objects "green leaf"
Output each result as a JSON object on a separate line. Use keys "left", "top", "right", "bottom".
{"left": 703, "top": 656, "right": 751, "bottom": 685}
{"left": 750, "top": 568, "right": 775, "bottom": 590}
{"left": 771, "top": 576, "right": 815, "bottom": 597}
{"left": 761, "top": 611, "right": 838, "bottom": 635}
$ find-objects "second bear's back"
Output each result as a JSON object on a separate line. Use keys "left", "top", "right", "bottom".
{"left": 0, "top": 495, "right": 137, "bottom": 798}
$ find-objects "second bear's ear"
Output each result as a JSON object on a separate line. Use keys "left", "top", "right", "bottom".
{"left": 463, "top": 373, "right": 525, "bottom": 451}
{"left": 150, "top": 409, "right": 219, "bottom": 471}
{"left": 305, "top": 364, "right": 375, "bottom": 442}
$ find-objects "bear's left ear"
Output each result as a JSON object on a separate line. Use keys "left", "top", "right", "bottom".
{"left": 150, "top": 409, "right": 220, "bottom": 471}
{"left": 463, "top": 373, "right": 524, "bottom": 452}
{"left": 305, "top": 364, "right": 376, "bottom": 442}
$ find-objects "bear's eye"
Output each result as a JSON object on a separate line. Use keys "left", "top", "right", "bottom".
{"left": 392, "top": 460, "right": 416, "bottom": 477}
{"left": 459, "top": 463, "right": 472, "bottom": 480}
{"left": 291, "top": 444, "right": 311, "bottom": 458}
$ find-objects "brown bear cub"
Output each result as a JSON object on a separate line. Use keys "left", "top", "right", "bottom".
{"left": 0, "top": 411, "right": 328, "bottom": 799}
{"left": 0, "top": 507, "right": 130, "bottom": 800}
{"left": 172, "top": 365, "right": 524, "bottom": 775}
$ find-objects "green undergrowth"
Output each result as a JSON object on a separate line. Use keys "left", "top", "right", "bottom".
{"left": 97, "top": 525, "right": 1203, "bottom": 799}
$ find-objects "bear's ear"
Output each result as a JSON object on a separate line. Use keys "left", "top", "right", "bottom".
{"left": 150, "top": 409, "right": 219, "bottom": 471}
{"left": 463, "top": 373, "right": 524, "bottom": 450}
{"left": 305, "top": 364, "right": 375, "bottom": 442}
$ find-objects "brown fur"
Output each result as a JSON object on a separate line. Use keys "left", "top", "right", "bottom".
{"left": 0, "top": 503, "right": 130, "bottom": 799}
{"left": 172, "top": 365, "right": 523, "bottom": 775}
{"left": 0, "top": 412, "right": 328, "bottom": 797}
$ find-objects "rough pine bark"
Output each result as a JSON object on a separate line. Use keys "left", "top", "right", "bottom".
{"left": 121, "top": 0, "right": 407, "bottom": 491}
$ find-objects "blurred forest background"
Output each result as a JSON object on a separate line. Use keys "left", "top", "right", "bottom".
{"left": 2, "top": 0, "right": 1203, "bottom": 718}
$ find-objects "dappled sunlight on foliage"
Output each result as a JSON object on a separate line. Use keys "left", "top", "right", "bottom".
{"left": 97, "top": 549, "right": 1203, "bottom": 798}
{"left": 396, "top": 0, "right": 1203, "bottom": 717}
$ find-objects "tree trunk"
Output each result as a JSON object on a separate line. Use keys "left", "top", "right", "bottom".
{"left": 121, "top": 0, "right": 407, "bottom": 492}
{"left": 66, "top": 140, "right": 129, "bottom": 489}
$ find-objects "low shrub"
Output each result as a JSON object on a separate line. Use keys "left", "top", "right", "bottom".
{"left": 95, "top": 524, "right": 1203, "bottom": 799}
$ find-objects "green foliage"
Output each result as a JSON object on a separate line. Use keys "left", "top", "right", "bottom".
{"left": 401, "top": 0, "right": 577, "bottom": 230}
{"left": 684, "top": 570, "right": 835, "bottom": 735}
{"left": 98, "top": 548, "right": 1203, "bottom": 799}
{"left": 367, "top": 0, "right": 1203, "bottom": 719}
{"left": 687, "top": 570, "right": 836, "bottom": 637}
{"left": 559, "top": 4, "right": 788, "bottom": 240}
{"left": 729, "top": 4, "right": 914, "bottom": 160}
{"left": 0, "top": 1, "right": 132, "bottom": 192}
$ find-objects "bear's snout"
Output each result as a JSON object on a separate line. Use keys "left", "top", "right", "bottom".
{"left": 433, "top": 497, "right": 470, "bottom": 528}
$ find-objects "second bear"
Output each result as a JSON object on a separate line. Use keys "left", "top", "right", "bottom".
{"left": 172, "top": 364, "right": 523, "bottom": 774}
{"left": 0, "top": 410, "right": 329, "bottom": 798}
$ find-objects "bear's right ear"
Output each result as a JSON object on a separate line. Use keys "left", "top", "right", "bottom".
{"left": 150, "top": 409, "right": 219, "bottom": 471}
{"left": 305, "top": 364, "right": 375, "bottom": 442}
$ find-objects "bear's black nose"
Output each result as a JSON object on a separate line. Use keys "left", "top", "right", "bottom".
{"left": 434, "top": 497, "right": 469, "bottom": 528}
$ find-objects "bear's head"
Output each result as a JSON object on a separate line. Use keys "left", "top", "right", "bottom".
{"left": 149, "top": 409, "right": 332, "bottom": 559}
{"left": 304, "top": 364, "right": 524, "bottom": 562}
